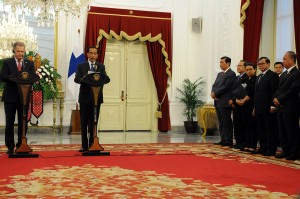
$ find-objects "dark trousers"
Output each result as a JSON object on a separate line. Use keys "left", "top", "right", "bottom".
{"left": 4, "top": 99, "right": 28, "bottom": 149}
{"left": 80, "top": 102, "right": 100, "bottom": 149}
{"left": 256, "top": 112, "right": 277, "bottom": 153}
{"left": 233, "top": 105, "right": 247, "bottom": 146}
{"left": 277, "top": 111, "right": 300, "bottom": 155}
{"left": 243, "top": 104, "right": 257, "bottom": 149}
{"left": 215, "top": 107, "right": 233, "bottom": 144}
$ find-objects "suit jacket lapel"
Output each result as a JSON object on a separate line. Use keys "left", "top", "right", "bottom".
{"left": 287, "top": 67, "right": 297, "bottom": 77}
{"left": 10, "top": 58, "right": 19, "bottom": 73}
{"left": 279, "top": 71, "right": 287, "bottom": 85}
{"left": 23, "top": 60, "right": 28, "bottom": 71}
{"left": 85, "top": 62, "right": 90, "bottom": 74}
{"left": 215, "top": 72, "right": 223, "bottom": 85}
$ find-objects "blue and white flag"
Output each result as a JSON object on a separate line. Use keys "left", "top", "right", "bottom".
{"left": 68, "top": 34, "right": 85, "bottom": 103}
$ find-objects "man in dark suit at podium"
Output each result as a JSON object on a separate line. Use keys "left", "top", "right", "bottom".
{"left": 0, "top": 41, "right": 35, "bottom": 154}
{"left": 74, "top": 46, "right": 110, "bottom": 152}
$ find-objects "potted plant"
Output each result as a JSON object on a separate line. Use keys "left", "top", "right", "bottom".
{"left": 177, "top": 77, "right": 205, "bottom": 133}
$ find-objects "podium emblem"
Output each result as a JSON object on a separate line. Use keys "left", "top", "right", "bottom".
{"left": 93, "top": 74, "right": 101, "bottom": 81}
{"left": 21, "top": 72, "right": 29, "bottom": 80}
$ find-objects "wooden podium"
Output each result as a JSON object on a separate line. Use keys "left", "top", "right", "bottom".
{"left": 9, "top": 72, "right": 40, "bottom": 158}
{"left": 68, "top": 104, "right": 81, "bottom": 134}
{"left": 80, "top": 72, "right": 110, "bottom": 156}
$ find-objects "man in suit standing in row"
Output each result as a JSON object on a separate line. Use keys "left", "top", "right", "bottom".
{"left": 253, "top": 57, "right": 279, "bottom": 156}
{"left": 0, "top": 41, "right": 35, "bottom": 154}
{"left": 211, "top": 56, "right": 236, "bottom": 146}
{"left": 74, "top": 46, "right": 110, "bottom": 152}
{"left": 274, "top": 62, "right": 284, "bottom": 77}
{"left": 274, "top": 51, "right": 300, "bottom": 160}
{"left": 229, "top": 60, "right": 248, "bottom": 149}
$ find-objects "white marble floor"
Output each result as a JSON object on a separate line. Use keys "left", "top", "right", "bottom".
{"left": 0, "top": 127, "right": 220, "bottom": 146}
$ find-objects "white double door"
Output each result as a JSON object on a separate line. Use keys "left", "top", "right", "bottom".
{"left": 98, "top": 39, "right": 158, "bottom": 131}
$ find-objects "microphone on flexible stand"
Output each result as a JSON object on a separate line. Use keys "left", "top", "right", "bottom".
{"left": 22, "top": 59, "right": 25, "bottom": 71}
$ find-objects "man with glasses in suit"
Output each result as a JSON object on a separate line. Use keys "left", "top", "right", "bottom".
{"left": 253, "top": 57, "right": 279, "bottom": 156}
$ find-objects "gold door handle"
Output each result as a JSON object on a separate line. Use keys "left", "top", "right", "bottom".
{"left": 121, "top": 91, "right": 125, "bottom": 101}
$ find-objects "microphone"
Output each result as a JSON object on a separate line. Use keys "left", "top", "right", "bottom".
{"left": 94, "top": 63, "right": 97, "bottom": 71}
{"left": 22, "top": 59, "right": 25, "bottom": 71}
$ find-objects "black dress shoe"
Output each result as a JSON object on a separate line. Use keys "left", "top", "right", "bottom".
{"left": 6, "top": 149, "right": 14, "bottom": 154}
{"left": 221, "top": 142, "right": 233, "bottom": 147}
{"left": 254, "top": 148, "right": 266, "bottom": 154}
{"left": 246, "top": 148, "right": 256, "bottom": 153}
{"left": 79, "top": 148, "right": 88, "bottom": 152}
{"left": 263, "top": 151, "right": 276, "bottom": 156}
{"left": 240, "top": 147, "right": 255, "bottom": 153}
{"left": 234, "top": 144, "right": 246, "bottom": 149}
{"left": 275, "top": 152, "right": 289, "bottom": 159}
{"left": 16, "top": 143, "right": 21, "bottom": 149}
{"left": 214, "top": 141, "right": 224, "bottom": 145}
{"left": 286, "top": 154, "right": 298, "bottom": 161}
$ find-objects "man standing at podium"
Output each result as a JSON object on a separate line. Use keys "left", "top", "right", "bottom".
{"left": 0, "top": 42, "right": 35, "bottom": 154}
{"left": 74, "top": 46, "right": 110, "bottom": 152}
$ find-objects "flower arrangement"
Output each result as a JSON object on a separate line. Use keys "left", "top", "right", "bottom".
{"left": 25, "top": 51, "right": 62, "bottom": 100}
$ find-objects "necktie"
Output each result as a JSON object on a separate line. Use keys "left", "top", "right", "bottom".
{"left": 257, "top": 74, "right": 264, "bottom": 83}
{"left": 281, "top": 71, "right": 288, "bottom": 81}
{"left": 91, "top": 63, "right": 95, "bottom": 71}
{"left": 17, "top": 61, "right": 22, "bottom": 71}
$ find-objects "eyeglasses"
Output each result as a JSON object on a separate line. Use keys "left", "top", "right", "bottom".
{"left": 257, "top": 62, "right": 266, "bottom": 65}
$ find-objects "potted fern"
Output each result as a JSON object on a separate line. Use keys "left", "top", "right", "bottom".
{"left": 176, "top": 77, "right": 205, "bottom": 133}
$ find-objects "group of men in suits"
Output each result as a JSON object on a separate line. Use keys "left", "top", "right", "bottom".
{"left": 211, "top": 51, "right": 300, "bottom": 161}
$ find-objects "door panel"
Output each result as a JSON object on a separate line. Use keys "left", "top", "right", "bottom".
{"left": 126, "top": 41, "right": 152, "bottom": 130}
{"left": 99, "top": 42, "right": 125, "bottom": 131}
{"left": 99, "top": 40, "right": 156, "bottom": 131}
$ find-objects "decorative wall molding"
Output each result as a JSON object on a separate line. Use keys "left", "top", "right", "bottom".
{"left": 91, "top": 0, "right": 168, "bottom": 10}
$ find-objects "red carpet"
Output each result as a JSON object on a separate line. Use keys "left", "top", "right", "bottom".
{"left": 0, "top": 143, "right": 299, "bottom": 198}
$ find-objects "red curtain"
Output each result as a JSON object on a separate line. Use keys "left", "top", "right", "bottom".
{"left": 240, "top": 0, "right": 265, "bottom": 64}
{"left": 147, "top": 41, "right": 171, "bottom": 131}
{"left": 294, "top": 0, "right": 300, "bottom": 64}
{"left": 85, "top": 7, "right": 172, "bottom": 131}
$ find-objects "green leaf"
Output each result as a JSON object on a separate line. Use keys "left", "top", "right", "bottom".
{"left": 176, "top": 77, "right": 206, "bottom": 121}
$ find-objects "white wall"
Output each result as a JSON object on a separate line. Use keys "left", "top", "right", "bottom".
{"left": 0, "top": 0, "right": 243, "bottom": 128}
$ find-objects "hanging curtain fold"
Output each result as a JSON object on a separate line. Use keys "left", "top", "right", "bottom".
{"left": 240, "top": 0, "right": 265, "bottom": 64}
{"left": 294, "top": 0, "right": 300, "bottom": 64}
{"left": 85, "top": 7, "right": 172, "bottom": 131}
{"left": 146, "top": 41, "right": 171, "bottom": 131}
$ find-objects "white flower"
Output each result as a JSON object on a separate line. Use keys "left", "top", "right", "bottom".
{"left": 41, "top": 66, "right": 45, "bottom": 69}
{"left": 39, "top": 74, "right": 42, "bottom": 78}
{"left": 50, "top": 67, "right": 53, "bottom": 72}
{"left": 37, "top": 68, "right": 42, "bottom": 72}
{"left": 45, "top": 78, "right": 49, "bottom": 82}
{"left": 42, "top": 72, "right": 46, "bottom": 76}
{"left": 51, "top": 74, "right": 53, "bottom": 78}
